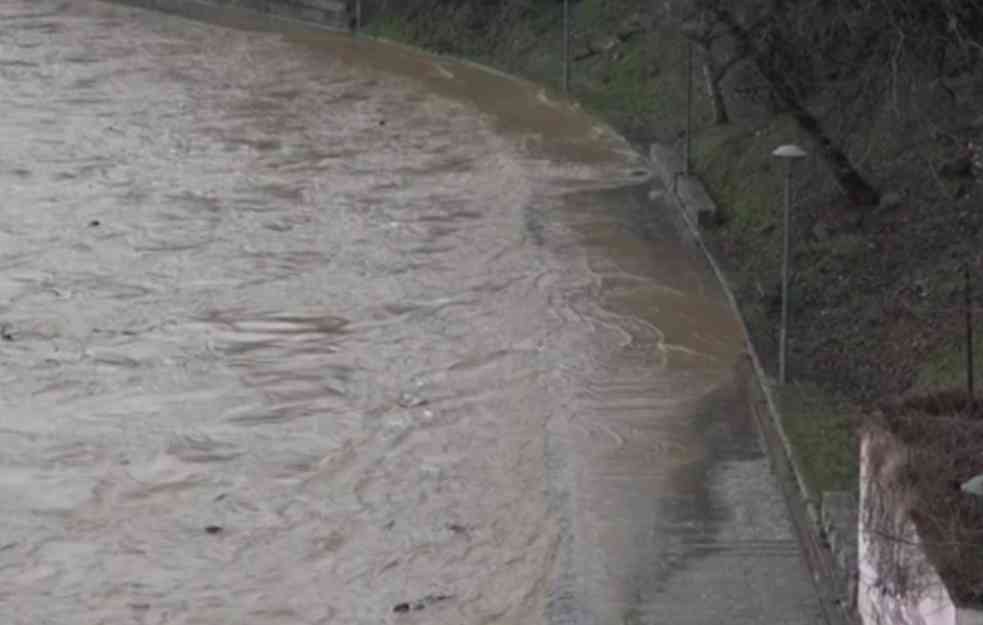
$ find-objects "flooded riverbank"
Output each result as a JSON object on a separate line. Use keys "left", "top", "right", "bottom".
{"left": 0, "top": 2, "right": 821, "bottom": 623}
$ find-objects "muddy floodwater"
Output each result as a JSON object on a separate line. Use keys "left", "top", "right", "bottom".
{"left": 0, "top": 2, "right": 823, "bottom": 624}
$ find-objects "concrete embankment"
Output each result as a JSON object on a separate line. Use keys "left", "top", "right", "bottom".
{"left": 651, "top": 143, "right": 858, "bottom": 625}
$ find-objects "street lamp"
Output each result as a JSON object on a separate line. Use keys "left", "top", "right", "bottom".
{"left": 772, "top": 143, "right": 807, "bottom": 385}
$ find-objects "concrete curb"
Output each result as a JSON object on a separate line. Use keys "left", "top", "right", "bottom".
{"left": 648, "top": 143, "right": 855, "bottom": 625}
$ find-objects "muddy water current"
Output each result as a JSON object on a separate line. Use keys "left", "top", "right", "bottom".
{"left": 0, "top": 3, "right": 822, "bottom": 624}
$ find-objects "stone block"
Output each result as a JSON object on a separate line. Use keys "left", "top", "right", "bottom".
{"left": 677, "top": 175, "right": 719, "bottom": 228}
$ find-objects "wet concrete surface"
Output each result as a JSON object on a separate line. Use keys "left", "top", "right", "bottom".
{"left": 0, "top": 2, "right": 823, "bottom": 623}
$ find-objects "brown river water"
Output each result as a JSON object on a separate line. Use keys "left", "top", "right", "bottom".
{"left": 0, "top": 2, "right": 823, "bottom": 624}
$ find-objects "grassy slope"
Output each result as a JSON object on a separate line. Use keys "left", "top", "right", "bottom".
{"left": 364, "top": 0, "right": 983, "bottom": 496}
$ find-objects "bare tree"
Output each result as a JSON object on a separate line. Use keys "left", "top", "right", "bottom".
{"left": 675, "top": 11, "right": 736, "bottom": 125}
{"left": 664, "top": 2, "right": 744, "bottom": 126}
{"left": 707, "top": 1, "right": 882, "bottom": 205}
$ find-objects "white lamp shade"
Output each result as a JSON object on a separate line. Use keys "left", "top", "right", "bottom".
{"left": 772, "top": 144, "right": 807, "bottom": 159}
{"left": 962, "top": 473, "right": 983, "bottom": 496}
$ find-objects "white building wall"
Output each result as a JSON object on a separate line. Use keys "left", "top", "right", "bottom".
{"left": 857, "top": 432, "right": 958, "bottom": 625}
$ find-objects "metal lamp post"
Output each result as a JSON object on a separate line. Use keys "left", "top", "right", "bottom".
{"left": 967, "top": 263, "right": 975, "bottom": 404}
{"left": 772, "top": 144, "right": 807, "bottom": 385}
{"left": 684, "top": 39, "right": 692, "bottom": 175}
{"left": 678, "top": 16, "right": 703, "bottom": 178}
{"left": 562, "top": 0, "right": 570, "bottom": 93}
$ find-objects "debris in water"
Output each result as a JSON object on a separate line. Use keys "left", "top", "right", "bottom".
{"left": 204, "top": 525, "right": 223, "bottom": 534}
{"left": 394, "top": 594, "right": 453, "bottom": 613}
{"left": 1, "top": 325, "right": 14, "bottom": 341}
{"left": 397, "top": 392, "right": 427, "bottom": 408}
{"left": 89, "top": 219, "right": 100, "bottom": 227}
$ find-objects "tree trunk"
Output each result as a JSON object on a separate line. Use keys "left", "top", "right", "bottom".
{"left": 702, "top": 59, "right": 730, "bottom": 125}
{"left": 786, "top": 103, "right": 880, "bottom": 207}
{"left": 713, "top": 8, "right": 880, "bottom": 206}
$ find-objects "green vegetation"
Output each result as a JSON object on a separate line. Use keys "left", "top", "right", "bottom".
{"left": 692, "top": 115, "right": 798, "bottom": 231}
{"left": 778, "top": 383, "right": 858, "bottom": 495}
{"left": 363, "top": 14, "right": 410, "bottom": 42}
{"left": 914, "top": 333, "right": 983, "bottom": 395}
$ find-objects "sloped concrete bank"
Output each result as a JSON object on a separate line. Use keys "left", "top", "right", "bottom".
{"left": 650, "top": 143, "right": 858, "bottom": 625}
